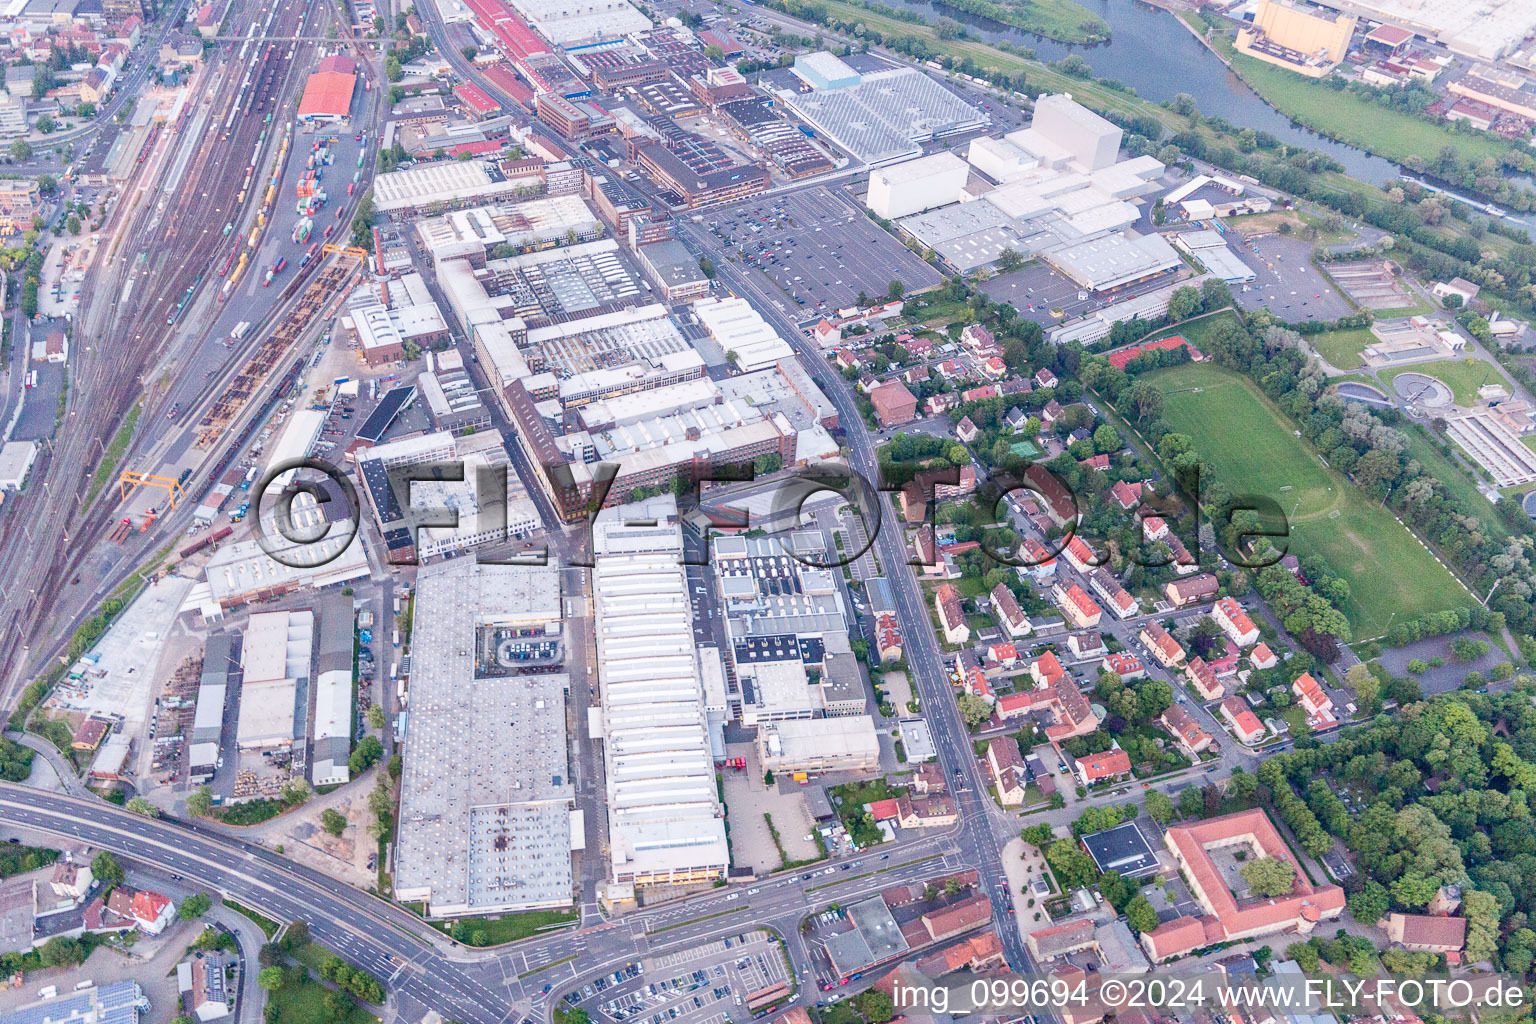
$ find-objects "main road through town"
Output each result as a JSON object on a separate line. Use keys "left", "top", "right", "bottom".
{"left": 1, "top": 783, "right": 996, "bottom": 1023}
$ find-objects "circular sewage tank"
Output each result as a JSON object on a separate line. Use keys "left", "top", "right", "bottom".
{"left": 1392, "top": 372, "right": 1453, "bottom": 408}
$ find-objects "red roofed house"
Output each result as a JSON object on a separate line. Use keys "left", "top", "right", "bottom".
{"left": 1159, "top": 705, "right": 1213, "bottom": 756}
{"left": 1052, "top": 582, "right": 1102, "bottom": 629}
{"left": 812, "top": 319, "right": 841, "bottom": 347}
{"left": 868, "top": 798, "right": 902, "bottom": 821}
{"left": 297, "top": 54, "right": 357, "bottom": 123}
{"left": 453, "top": 82, "right": 500, "bottom": 117}
{"left": 961, "top": 384, "right": 999, "bottom": 403}
{"left": 1089, "top": 569, "right": 1138, "bottom": 619}
{"left": 958, "top": 650, "right": 993, "bottom": 701}
{"left": 935, "top": 583, "right": 969, "bottom": 644}
{"left": 1034, "top": 368, "right": 1058, "bottom": 389}
{"left": 1142, "top": 809, "right": 1344, "bottom": 962}
{"left": 1063, "top": 535, "right": 1099, "bottom": 573}
{"left": 1292, "top": 673, "right": 1335, "bottom": 727}
{"left": 1027, "top": 920, "right": 1096, "bottom": 960}
{"left": 1185, "top": 657, "right": 1225, "bottom": 701}
{"left": 1165, "top": 573, "right": 1219, "bottom": 606}
{"left": 876, "top": 613, "right": 903, "bottom": 663}
{"left": 1081, "top": 453, "right": 1110, "bottom": 471}
{"left": 991, "top": 582, "right": 1031, "bottom": 639}
{"left": 129, "top": 890, "right": 177, "bottom": 935}
{"left": 1384, "top": 914, "right": 1466, "bottom": 956}
{"left": 987, "top": 736, "right": 1028, "bottom": 806}
{"left": 981, "top": 356, "right": 1007, "bottom": 378}
{"left": 996, "top": 678, "right": 1099, "bottom": 740}
{"left": 1032, "top": 650, "right": 1067, "bottom": 687}
{"left": 698, "top": 29, "right": 745, "bottom": 55}
{"left": 923, "top": 894, "right": 992, "bottom": 941}
{"left": 1103, "top": 652, "right": 1145, "bottom": 681}
{"left": 1111, "top": 479, "right": 1142, "bottom": 511}
{"left": 987, "top": 641, "right": 1019, "bottom": 667}
{"left": 1219, "top": 695, "right": 1266, "bottom": 745}
{"left": 1105, "top": 335, "right": 1205, "bottom": 372}
{"left": 1140, "top": 622, "right": 1185, "bottom": 668}
{"left": 916, "top": 930, "right": 1006, "bottom": 976}
{"left": 960, "top": 323, "right": 995, "bottom": 352}
{"left": 870, "top": 380, "right": 918, "bottom": 427}
{"left": 1022, "top": 537, "right": 1058, "bottom": 580}
{"left": 1250, "top": 642, "right": 1278, "bottom": 670}
{"left": 1142, "top": 516, "right": 1168, "bottom": 542}
{"left": 1025, "top": 464, "right": 1078, "bottom": 527}
{"left": 1211, "top": 597, "right": 1259, "bottom": 647}
{"left": 1076, "top": 748, "right": 1132, "bottom": 786}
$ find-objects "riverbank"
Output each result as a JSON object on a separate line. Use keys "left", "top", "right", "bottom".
{"left": 939, "top": 0, "right": 1109, "bottom": 45}
{"left": 1191, "top": 16, "right": 1517, "bottom": 170}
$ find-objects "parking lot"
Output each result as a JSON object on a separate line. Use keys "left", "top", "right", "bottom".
{"left": 570, "top": 931, "right": 791, "bottom": 1024}
{"left": 703, "top": 186, "right": 943, "bottom": 315}
{"left": 1230, "top": 233, "right": 1353, "bottom": 321}
{"left": 978, "top": 262, "right": 1103, "bottom": 326}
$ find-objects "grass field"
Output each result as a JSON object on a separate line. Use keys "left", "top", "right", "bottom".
{"left": 988, "top": 0, "right": 1108, "bottom": 42}
{"left": 1148, "top": 362, "right": 1471, "bottom": 637}
{"left": 1210, "top": 33, "right": 1511, "bottom": 168}
{"left": 1378, "top": 358, "right": 1511, "bottom": 407}
{"left": 432, "top": 907, "right": 578, "bottom": 946}
{"left": 265, "top": 974, "right": 376, "bottom": 1024}
{"left": 1398, "top": 424, "right": 1506, "bottom": 541}
{"left": 1306, "top": 327, "right": 1376, "bottom": 371}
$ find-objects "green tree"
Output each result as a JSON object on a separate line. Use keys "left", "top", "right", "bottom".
{"left": 1145, "top": 789, "right": 1175, "bottom": 824}
{"left": 854, "top": 989, "right": 895, "bottom": 1023}
{"left": 1125, "top": 895, "right": 1159, "bottom": 934}
{"left": 698, "top": 256, "right": 716, "bottom": 279}
{"left": 38, "top": 935, "right": 86, "bottom": 967}
{"left": 887, "top": 279, "right": 905, "bottom": 301}
{"left": 257, "top": 967, "right": 285, "bottom": 992}
{"left": 1347, "top": 880, "right": 1389, "bottom": 924}
{"left": 1045, "top": 838, "right": 1098, "bottom": 889}
{"left": 349, "top": 734, "right": 384, "bottom": 775}
{"left": 366, "top": 704, "right": 386, "bottom": 730}
{"left": 126, "top": 796, "right": 159, "bottom": 817}
{"left": 188, "top": 785, "right": 214, "bottom": 817}
{"left": 385, "top": 55, "right": 403, "bottom": 81}
{"left": 321, "top": 808, "right": 349, "bottom": 837}
{"left": 957, "top": 693, "right": 993, "bottom": 730}
{"left": 1240, "top": 857, "right": 1297, "bottom": 897}
{"left": 91, "top": 851, "right": 124, "bottom": 887}
{"left": 9, "top": 139, "right": 30, "bottom": 161}
{"left": 180, "top": 893, "right": 213, "bottom": 918}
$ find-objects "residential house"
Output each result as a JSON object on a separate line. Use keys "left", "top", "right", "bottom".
{"left": 1185, "top": 657, "right": 1225, "bottom": 701}
{"left": 1219, "top": 695, "right": 1266, "bottom": 745}
{"left": 1110, "top": 479, "right": 1142, "bottom": 511}
{"left": 956, "top": 416, "right": 979, "bottom": 444}
{"left": 922, "top": 895, "right": 992, "bottom": 942}
{"left": 1034, "top": 368, "right": 1058, "bottom": 389}
{"left": 935, "top": 583, "right": 968, "bottom": 644}
{"left": 1063, "top": 535, "right": 1100, "bottom": 573}
{"left": 987, "top": 736, "right": 1028, "bottom": 806}
{"left": 987, "top": 641, "right": 1019, "bottom": 667}
{"left": 1025, "top": 464, "right": 1078, "bottom": 527}
{"left": 1052, "top": 582, "right": 1102, "bottom": 629}
{"left": 1250, "top": 642, "right": 1278, "bottom": 670}
{"left": 129, "top": 889, "right": 176, "bottom": 934}
{"left": 1066, "top": 632, "right": 1106, "bottom": 662}
{"left": 49, "top": 860, "right": 93, "bottom": 903}
{"left": 1077, "top": 748, "right": 1132, "bottom": 786}
{"left": 1140, "top": 622, "right": 1185, "bottom": 668}
{"left": 1027, "top": 920, "right": 1096, "bottom": 960}
{"left": 1089, "top": 569, "right": 1137, "bottom": 619}
{"left": 960, "top": 323, "right": 995, "bottom": 352}
{"left": 895, "top": 793, "right": 958, "bottom": 828}
{"left": 1103, "top": 652, "right": 1145, "bottom": 680}
{"left": 1211, "top": 597, "right": 1259, "bottom": 648}
{"left": 875, "top": 613, "right": 903, "bottom": 662}
{"left": 1291, "top": 672, "right": 1336, "bottom": 727}
{"left": 996, "top": 677, "right": 1099, "bottom": 740}
{"left": 1160, "top": 704, "right": 1213, "bottom": 756}
{"left": 1021, "top": 537, "right": 1057, "bottom": 580}
{"left": 990, "top": 582, "right": 1031, "bottom": 639}
{"left": 1164, "top": 574, "right": 1219, "bottom": 606}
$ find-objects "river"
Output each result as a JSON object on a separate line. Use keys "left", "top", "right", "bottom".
{"left": 882, "top": 0, "right": 1412, "bottom": 183}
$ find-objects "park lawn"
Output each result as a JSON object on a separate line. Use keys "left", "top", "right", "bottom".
{"left": 1148, "top": 362, "right": 1471, "bottom": 637}
{"left": 265, "top": 975, "right": 375, "bottom": 1024}
{"left": 1378, "top": 358, "right": 1512, "bottom": 407}
{"left": 433, "top": 908, "right": 578, "bottom": 946}
{"left": 1211, "top": 33, "right": 1511, "bottom": 168}
{"left": 1144, "top": 309, "right": 1246, "bottom": 350}
{"left": 1307, "top": 327, "right": 1376, "bottom": 371}
{"left": 1525, "top": 435, "right": 1536, "bottom": 455}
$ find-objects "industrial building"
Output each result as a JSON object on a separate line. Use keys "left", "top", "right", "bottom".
{"left": 373, "top": 159, "right": 546, "bottom": 214}
{"left": 1307, "top": 0, "right": 1535, "bottom": 59}
{"left": 235, "top": 610, "right": 312, "bottom": 753}
{"left": 1172, "top": 231, "right": 1256, "bottom": 283}
{"left": 189, "top": 634, "right": 233, "bottom": 781}
{"left": 356, "top": 429, "right": 539, "bottom": 563}
{"left": 866, "top": 151, "right": 970, "bottom": 220}
{"left": 693, "top": 296, "right": 794, "bottom": 372}
{"left": 297, "top": 54, "right": 356, "bottom": 123}
{"left": 393, "top": 558, "right": 574, "bottom": 918}
{"left": 635, "top": 239, "right": 712, "bottom": 302}
{"left": 779, "top": 53, "right": 987, "bottom": 166}
{"left": 757, "top": 717, "right": 880, "bottom": 774}
{"left": 889, "top": 96, "right": 1175, "bottom": 288}
{"left": 416, "top": 194, "right": 604, "bottom": 263}
{"left": 310, "top": 594, "right": 355, "bottom": 787}
{"left": 592, "top": 495, "right": 730, "bottom": 892}
{"left": 505, "top": 0, "right": 649, "bottom": 44}
{"left": 0, "top": 440, "right": 37, "bottom": 491}
{"left": 1235, "top": 0, "right": 1357, "bottom": 76}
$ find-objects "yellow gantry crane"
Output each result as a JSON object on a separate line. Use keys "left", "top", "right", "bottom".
{"left": 118, "top": 470, "right": 188, "bottom": 509}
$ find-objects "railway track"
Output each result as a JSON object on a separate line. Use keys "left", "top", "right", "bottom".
{"left": 0, "top": 0, "right": 324, "bottom": 700}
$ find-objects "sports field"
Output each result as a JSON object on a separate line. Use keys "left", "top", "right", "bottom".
{"left": 1149, "top": 362, "right": 1471, "bottom": 637}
